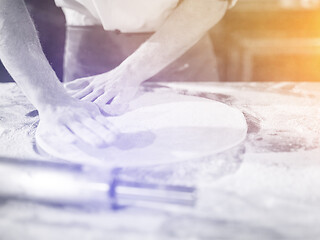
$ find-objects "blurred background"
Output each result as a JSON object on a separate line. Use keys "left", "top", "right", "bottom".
{"left": 213, "top": 0, "right": 320, "bottom": 82}
{"left": 1, "top": 0, "right": 320, "bottom": 82}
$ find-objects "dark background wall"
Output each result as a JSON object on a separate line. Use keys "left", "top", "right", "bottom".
{"left": 0, "top": 0, "right": 65, "bottom": 82}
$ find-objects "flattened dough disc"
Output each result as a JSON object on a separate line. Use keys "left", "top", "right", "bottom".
{"left": 37, "top": 92, "right": 247, "bottom": 167}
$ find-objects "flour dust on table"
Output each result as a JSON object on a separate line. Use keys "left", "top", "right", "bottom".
{"left": 36, "top": 91, "right": 247, "bottom": 167}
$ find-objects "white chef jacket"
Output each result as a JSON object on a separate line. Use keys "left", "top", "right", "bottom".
{"left": 55, "top": 0, "right": 237, "bottom": 33}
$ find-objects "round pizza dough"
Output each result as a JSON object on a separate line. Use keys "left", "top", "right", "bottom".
{"left": 36, "top": 92, "right": 247, "bottom": 167}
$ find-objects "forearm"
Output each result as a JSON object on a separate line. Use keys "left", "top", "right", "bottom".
{"left": 120, "top": 0, "right": 229, "bottom": 83}
{"left": 0, "top": 0, "right": 69, "bottom": 111}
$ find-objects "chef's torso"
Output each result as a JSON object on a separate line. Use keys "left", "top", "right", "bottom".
{"left": 55, "top": 0, "right": 238, "bottom": 33}
{"left": 55, "top": 0, "right": 180, "bottom": 33}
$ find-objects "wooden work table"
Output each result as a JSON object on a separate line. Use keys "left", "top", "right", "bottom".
{"left": 0, "top": 81, "right": 320, "bottom": 239}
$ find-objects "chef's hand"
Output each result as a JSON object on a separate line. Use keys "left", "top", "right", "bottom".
{"left": 64, "top": 68, "right": 142, "bottom": 116}
{"left": 36, "top": 97, "right": 117, "bottom": 148}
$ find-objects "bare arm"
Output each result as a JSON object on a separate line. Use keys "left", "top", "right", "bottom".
{"left": 65, "top": 0, "right": 230, "bottom": 115}
{"left": 0, "top": 0, "right": 115, "bottom": 149}
{"left": 121, "top": 0, "right": 229, "bottom": 83}
{"left": 0, "top": 0, "right": 69, "bottom": 112}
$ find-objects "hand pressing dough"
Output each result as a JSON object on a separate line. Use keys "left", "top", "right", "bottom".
{"left": 36, "top": 92, "right": 247, "bottom": 167}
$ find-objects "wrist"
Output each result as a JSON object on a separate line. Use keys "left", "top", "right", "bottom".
{"left": 11, "top": 53, "right": 72, "bottom": 112}
{"left": 31, "top": 78, "right": 73, "bottom": 114}
{"left": 118, "top": 60, "right": 146, "bottom": 85}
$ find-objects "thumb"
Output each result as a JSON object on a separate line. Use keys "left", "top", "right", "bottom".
{"left": 101, "top": 102, "right": 130, "bottom": 116}
{"left": 100, "top": 87, "right": 139, "bottom": 115}
{"left": 63, "top": 77, "right": 90, "bottom": 90}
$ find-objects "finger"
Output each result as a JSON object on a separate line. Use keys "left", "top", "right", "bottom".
{"left": 82, "top": 117, "right": 116, "bottom": 144}
{"left": 72, "top": 86, "right": 93, "bottom": 100}
{"left": 101, "top": 103, "right": 129, "bottom": 116}
{"left": 94, "top": 91, "right": 117, "bottom": 106}
{"left": 81, "top": 90, "right": 104, "bottom": 102}
{"left": 64, "top": 78, "right": 90, "bottom": 90}
{"left": 57, "top": 125, "right": 78, "bottom": 143}
{"left": 65, "top": 88, "right": 78, "bottom": 96}
{"left": 101, "top": 89, "right": 136, "bottom": 115}
{"left": 95, "top": 115, "right": 119, "bottom": 134}
{"left": 67, "top": 121, "right": 106, "bottom": 148}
